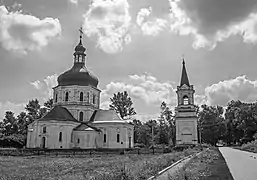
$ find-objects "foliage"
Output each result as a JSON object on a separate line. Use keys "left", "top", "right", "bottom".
{"left": 198, "top": 105, "right": 226, "bottom": 145}
{"left": 109, "top": 91, "right": 136, "bottom": 119}
{"left": 0, "top": 98, "right": 53, "bottom": 148}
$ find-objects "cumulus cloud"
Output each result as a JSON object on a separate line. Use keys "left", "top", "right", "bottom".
{"left": 68, "top": 0, "right": 79, "bottom": 4}
{"left": 31, "top": 74, "right": 58, "bottom": 101}
{"left": 169, "top": 0, "right": 257, "bottom": 49}
{"left": 100, "top": 74, "right": 176, "bottom": 108}
{"left": 0, "top": 5, "right": 61, "bottom": 54}
{"left": 83, "top": 0, "right": 131, "bottom": 54}
{"left": 205, "top": 75, "right": 257, "bottom": 106}
{"left": 136, "top": 7, "right": 167, "bottom": 36}
{"left": 0, "top": 101, "right": 25, "bottom": 120}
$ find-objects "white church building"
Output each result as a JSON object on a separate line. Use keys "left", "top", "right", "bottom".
{"left": 26, "top": 31, "right": 134, "bottom": 149}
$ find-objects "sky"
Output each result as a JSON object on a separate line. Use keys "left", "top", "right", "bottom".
{"left": 0, "top": 0, "right": 257, "bottom": 121}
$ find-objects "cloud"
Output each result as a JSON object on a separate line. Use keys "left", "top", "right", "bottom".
{"left": 68, "top": 0, "right": 79, "bottom": 4}
{"left": 0, "top": 5, "right": 61, "bottom": 54}
{"left": 136, "top": 7, "right": 167, "bottom": 36}
{"left": 31, "top": 74, "right": 58, "bottom": 101}
{"left": 205, "top": 75, "right": 257, "bottom": 106}
{"left": 83, "top": 0, "right": 132, "bottom": 54}
{"left": 100, "top": 74, "right": 176, "bottom": 108}
{"left": 168, "top": 0, "right": 257, "bottom": 49}
{"left": 0, "top": 101, "right": 25, "bottom": 120}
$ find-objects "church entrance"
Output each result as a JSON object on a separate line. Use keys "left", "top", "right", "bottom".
{"left": 41, "top": 137, "right": 46, "bottom": 148}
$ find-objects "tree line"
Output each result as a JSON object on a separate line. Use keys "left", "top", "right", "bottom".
{"left": 1, "top": 91, "right": 257, "bottom": 148}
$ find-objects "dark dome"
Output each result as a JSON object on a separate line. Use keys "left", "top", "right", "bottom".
{"left": 75, "top": 42, "right": 86, "bottom": 52}
{"left": 57, "top": 63, "right": 98, "bottom": 87}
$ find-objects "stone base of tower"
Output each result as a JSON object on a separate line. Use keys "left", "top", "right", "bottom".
{"left": 175, "top": 111, "right": 198, "bottom": 146}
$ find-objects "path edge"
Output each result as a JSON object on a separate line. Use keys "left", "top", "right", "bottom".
{"left": 147, "top": 149, "right": 207, "bottom": 180}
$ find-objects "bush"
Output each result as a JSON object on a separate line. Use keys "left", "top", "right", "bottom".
{"left": 0, "top": 134, "right": 26, "bottom": 148}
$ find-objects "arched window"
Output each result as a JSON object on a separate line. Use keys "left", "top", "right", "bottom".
{"left": 104, "top": 134, "right": 107, "bottom": 143}
{"left": 80, "top": 92, "right": 83, "bottom": 101}
{"left": 93, "top": 95, "right": 96, "bottom": 104}
{"left": 43, "top": 126, "right": 46, "bottom": 133}
{"left": 59, "top": 132, "right": 62, "bottom": 142}
{"left": 55, "top": 93, "right": 58, "bottom": 103}
{"left": 65, "top": 92, "right": 69, "bottom": 102}
{"left": 77, "top": 138, "right": 80, "bottom": 144}
{"left": 183, "top": 95, "right": 189, "bottom": 105}
{"left": 117, "top": 134, "right": 120, "bottom": 143}
{"left": 79, "top": 112, "right": 83, "bottom": 121}
{"left": 87, "top": 92, "right": 90, "bottom": 103}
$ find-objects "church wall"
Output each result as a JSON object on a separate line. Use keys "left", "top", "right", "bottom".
{"left": 53, "top": 85, "right": 100, "bottom": 121}
{"left": 72, "top": 131, "right": 101, "bottom": 149}
{"left": 94, "top": 123, "right": 134, "bottom": 149}
{"left": 27, "top": 121, "right": 79, "bottom": 149}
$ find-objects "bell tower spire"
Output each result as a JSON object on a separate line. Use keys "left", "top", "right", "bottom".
{"left": 73, "top": 26, "right": 86, "bottom": 64}
{"left": 180, "top": 57, "right": 190, "bottom": 87}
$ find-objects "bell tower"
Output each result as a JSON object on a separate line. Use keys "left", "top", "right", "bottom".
{"left": 175, "top": 58, "right": 198, "bottom": 146}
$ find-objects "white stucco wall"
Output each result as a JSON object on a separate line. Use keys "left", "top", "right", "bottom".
{"left": 72, "top": 131, "right": 102, "bottom": 149}
{"left": 26, "top": 120, "right": 79, "bottom": 149}
{"left": 94, "top": 122, "right": 134, "bottom": 149}
{"left": 175, "top": 117, "right": 198, "bottom": 145}
{"left": 52, "top": 85, "right": 100, "bottom": 122}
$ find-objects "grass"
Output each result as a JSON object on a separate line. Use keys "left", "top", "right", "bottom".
{"left": 235, "top": 140, "right": 257, "bottom": 153}
{"left": 168, "top": 147, "right": 234, "bottom": 180}
{"left": 0, "top": 147, "right": 201, "bottom": 180}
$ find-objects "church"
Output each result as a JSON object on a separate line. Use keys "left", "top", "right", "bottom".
{"left": 26, "top": 31, "right": 134, "bottom": 149}
{"left": 175, "top": 59, "right": 198, "bottom": 146}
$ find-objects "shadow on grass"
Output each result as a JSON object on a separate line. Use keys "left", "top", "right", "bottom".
{"left": 168, "top": 148, "right": 234, "bottom": 180}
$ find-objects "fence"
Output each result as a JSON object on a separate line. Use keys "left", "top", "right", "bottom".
{"left": 0, "top": 147, "right": 171, "bottom": 157}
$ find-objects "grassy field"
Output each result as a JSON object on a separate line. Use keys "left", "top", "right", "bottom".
{"left": 0, "top": 148, "right": 201, "bottom": 180}
{"left": 169, "top": 147, "right": 234, "bottom": 180}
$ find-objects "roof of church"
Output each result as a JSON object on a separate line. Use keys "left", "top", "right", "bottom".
{"left": 73, "top": 122, "right": 101, "bottom": 132}
{"left": 38, "top": 106, "right": 78, "bottom": 122}
{"left": 180, "top": 59, "right": 190, "bottom": 87}
{"left": 89, "top": 109, "right": 128, "bottom": 123}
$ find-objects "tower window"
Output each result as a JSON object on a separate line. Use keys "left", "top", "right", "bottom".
{"left": 80, "top": 92, "right": 83, "bottom": 101}
{"left": 87, "top": 92, "right": 90, "bottom": 103}
{"left": 55, "top": 93, "right": 58, "bottom": 103}
{"left": 93, "top": 95, "right": 96, "bottom": 104}
{"left": 65, "top": 92, "right": 69, "bottom": 102}
{"left": 79, "top": 111, "right": 83, "bottom": 121}
{"left": 104, "top": 134, "right": 107, "bottom": 143}
{"left": 117, "top": 134, "right": 120, "bottom": 143}
{"left": 59, "top": 132, "right": 62, "bottom": 142}
{"left": 183, "top": 95, "right": 189, "bottom": 105}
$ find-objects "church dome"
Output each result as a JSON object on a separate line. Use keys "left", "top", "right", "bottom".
{"left": 57, "top": 63, "right": 99, "bottom": 87}
{"left": 57, "top": 28, "right": 99, "bottom": 87}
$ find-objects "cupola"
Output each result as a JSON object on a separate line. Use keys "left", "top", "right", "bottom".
{"left": 57, "top": 27, "right": 99, "bottom": 87}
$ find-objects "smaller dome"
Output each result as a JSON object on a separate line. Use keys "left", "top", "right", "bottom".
{"left": 74, "top": 39, "right": 86, "bottom": 52}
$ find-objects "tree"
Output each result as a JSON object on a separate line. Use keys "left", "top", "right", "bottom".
{"left": 1, "top": 111, "right": 18, "bottom": 136}
{"left": 198, "top": 105, "right": 226, "bottom": 146}
{"left": 109, "top": 91, "right": 136, "bottom": 119}
{"left": 158, "top": 102, "right": 175, "bottom": 146}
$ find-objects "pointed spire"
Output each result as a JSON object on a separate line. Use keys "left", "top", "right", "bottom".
{"left": 180, "top": 57, "right": 190, "bottom": 87}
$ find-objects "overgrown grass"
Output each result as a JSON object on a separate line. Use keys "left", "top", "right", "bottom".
{"left": 0, "top": 147, "right": 201, "bottom": 180}
{"left": 237, "top": 140, "right": 257, "bottom": 153}
{"left": 168, "top": 147, "right": 234, "bottom": 180}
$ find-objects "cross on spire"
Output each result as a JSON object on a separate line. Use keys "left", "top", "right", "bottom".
{"left": 79, "top": 26, "right": 83, "bottom": 38}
